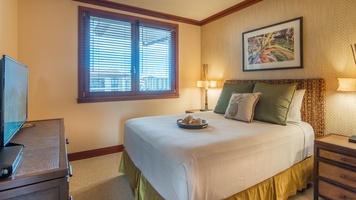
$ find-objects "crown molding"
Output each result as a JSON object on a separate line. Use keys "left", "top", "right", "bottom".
{"left": 73, "top": 0, "right": 263, "bottom": 26}
{"left": 200, "top": 0, "right": 263, "bottom": 25}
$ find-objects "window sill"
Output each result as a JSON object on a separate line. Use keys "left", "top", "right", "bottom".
{"left": 77, "top": 93, "right": 180, "bottom": 103}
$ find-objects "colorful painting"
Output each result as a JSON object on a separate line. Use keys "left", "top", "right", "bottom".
{"left": 243, "top": 17, "right": 303, "bottom": 71}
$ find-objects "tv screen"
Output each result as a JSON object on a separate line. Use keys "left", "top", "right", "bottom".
{"left": 0, "top": 55, "right": 28, "bottom": 147}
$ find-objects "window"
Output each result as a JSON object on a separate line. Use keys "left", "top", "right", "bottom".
{"left": 78, "top": 7, "right": 179, "bottom": 103}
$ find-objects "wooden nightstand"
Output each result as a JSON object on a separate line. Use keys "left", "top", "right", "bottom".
{"left": 185, "top": 109, "right": 213, "bottom": 113}
{"left": 314, "top": 134, "right": 356, "bottom": 200}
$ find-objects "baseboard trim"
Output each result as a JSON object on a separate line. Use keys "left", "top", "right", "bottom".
{"left": 68, "top": 145, "right": 124, "bottom": 161}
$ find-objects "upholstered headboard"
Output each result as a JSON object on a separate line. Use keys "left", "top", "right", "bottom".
{"left": 226, "top": 79, "right": 325, "bottom": 138}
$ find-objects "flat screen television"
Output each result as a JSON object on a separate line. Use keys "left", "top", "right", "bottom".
{"left": 0, "top": 55, "right": 28, "bottom": 147}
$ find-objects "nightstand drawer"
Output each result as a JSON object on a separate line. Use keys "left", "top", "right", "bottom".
{"left": 319, "top": 180, "right": 356, "bottom": 200}
{"left": 319, "top": 161, "right": 356, "bottom": 189}
{"left": 315, "top": 134, "right": 356, "bottom": 200}
{"left": 319, "top": 149, "right": 356, "bottom": 167}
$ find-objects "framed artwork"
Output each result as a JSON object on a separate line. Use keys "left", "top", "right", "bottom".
{"left": 242, "top": 17, "right": 303, "bottom": 71}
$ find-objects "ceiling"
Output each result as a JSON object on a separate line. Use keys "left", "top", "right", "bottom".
{"left": 106, "top": 0, "right": 245, "bottom": 21}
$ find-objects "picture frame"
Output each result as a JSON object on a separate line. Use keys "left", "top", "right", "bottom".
{"left": 242, "top": 17, "right": 303, "bottom": 71}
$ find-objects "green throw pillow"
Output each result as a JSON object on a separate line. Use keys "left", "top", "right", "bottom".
{"left": 253, "top": 83, "right": 297, "bottom": 125}
{"left": 214, "top": 83, "right": 255, "bottom": 114}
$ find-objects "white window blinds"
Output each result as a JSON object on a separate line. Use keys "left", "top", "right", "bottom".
{"left": 139, "top": 25, "right": 172, "bottom": 91}
{"left": 89, "top": 16, "right": 132, "bottom": 92}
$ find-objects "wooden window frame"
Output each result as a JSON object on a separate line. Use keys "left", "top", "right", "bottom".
{"left": 77, "top": 6, "right": 179, "bottom": 103}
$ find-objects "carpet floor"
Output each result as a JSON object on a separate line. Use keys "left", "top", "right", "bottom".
{"left": 69, "top": 152, "right": 313, "bottom": 200}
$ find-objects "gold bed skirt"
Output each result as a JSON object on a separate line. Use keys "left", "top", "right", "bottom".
{"left": 119, "top": 149, "right": 313, "bottom": 200}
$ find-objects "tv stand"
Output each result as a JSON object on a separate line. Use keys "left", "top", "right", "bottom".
{"left": 21, "top": 123, "right": 36, "bottom": 129}
{"left": 6, "top": 142, "right": 25, "bottom": 147}
{"left": 0, "top": 119, "right": 71, "bottom": 199}
{"left": 0, "top": 145, "right": 23, "bottom": 178}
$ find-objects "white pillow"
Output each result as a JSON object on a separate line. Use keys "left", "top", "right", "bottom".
{"left": 287, "top": 89, "right": 306, "bottom": 123}
{"left": 224, "top": 92, "right": 261, "bottom": 122}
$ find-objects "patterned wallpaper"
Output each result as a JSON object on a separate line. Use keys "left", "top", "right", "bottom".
{"left": 201, "top": 0, "right": 356, "bottom": 136}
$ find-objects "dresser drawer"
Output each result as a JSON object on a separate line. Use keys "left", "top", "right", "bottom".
{"left": 1, "top": 177, "right": 68, "bottom": 200}
{"left": 319, "top": 180, "right": 356, "bottom": 199}
{"left": 319, "top": 149, "right": 356, "bottom": 167}
{"left": 319, "top": 161, "right": 356, "bottom": 189}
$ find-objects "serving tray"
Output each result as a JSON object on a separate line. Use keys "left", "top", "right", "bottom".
{"left": 176, "top": 119, "right": 209, "bottom": 129}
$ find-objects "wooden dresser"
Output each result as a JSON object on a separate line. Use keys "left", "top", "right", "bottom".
{"left": 314, "top": 134, "right": 356, "bottom": 200}
{"left": 0, "top": 119, "right": 71, "bottom": 200}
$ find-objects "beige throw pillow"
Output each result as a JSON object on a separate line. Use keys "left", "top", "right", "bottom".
{"left": 224, "top": 92, "right": 262, "bottom": 122}
{"left": 287, "top": 89, "right": 306, "bottom": 123}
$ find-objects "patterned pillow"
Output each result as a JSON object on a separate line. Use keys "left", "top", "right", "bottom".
{"left": 214, "top": 83, "right": 255, "bottom": 114}
{"left": 224, "top": 92, "right": 262, "bottom": 122}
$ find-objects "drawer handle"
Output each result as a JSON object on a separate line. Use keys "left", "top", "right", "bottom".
{"left": 340, "top": 157, "right": 356, "bottom": 165}
{"left": 68, "top": 165, "right": 73, "bottom": 177}
{"left": 66, "top": 138, "right": 69, "bottom": 144}
{"left": 340, "top": 174, "right": 356, "bottom": 182}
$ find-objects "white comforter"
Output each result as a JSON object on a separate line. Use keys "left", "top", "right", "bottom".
{"left": 124, "top": 112, "right": 314, "bottom": 200}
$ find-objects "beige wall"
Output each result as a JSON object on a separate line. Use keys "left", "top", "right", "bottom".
{"left": 15, "top": 0, "right": 201, "bottom": 153}
{"left": 4, "top": 0, "right": 355, "bottom": 153}
{"left": 0, "top": 0, "right": 18, "bottom": 58}
{"left": 202, "top": 0, "right": 356, "bottom": 136}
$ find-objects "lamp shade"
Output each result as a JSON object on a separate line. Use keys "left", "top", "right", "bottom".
{"left": 209, "top": 80, "right": 217, "bottom": 88}
{"left": 337, "top": 78, "right": 356, "bottom": 92}
{"left": 197, "top": 80, "right": 209, "bottom": 88}
{"left": 196, "top": 80, "right": 217, "bottom": 88}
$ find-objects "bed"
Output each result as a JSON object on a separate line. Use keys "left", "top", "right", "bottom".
{"left": 119, "top": 78, "right": 325, "bottom": 200}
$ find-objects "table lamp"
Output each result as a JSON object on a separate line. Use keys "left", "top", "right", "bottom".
{"left": 337, "top": 44, "right": 356, "bottom": 143}
{"left": 197, "top": 80, "right": 217, "bottom": 111}
{"left": 337, "top": 44, "right": 356, "bottom": 92}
